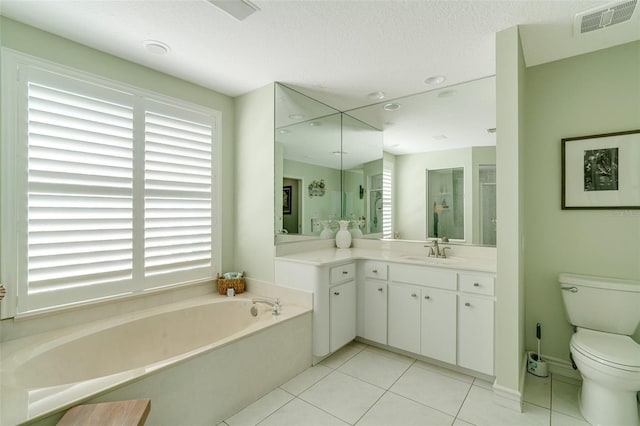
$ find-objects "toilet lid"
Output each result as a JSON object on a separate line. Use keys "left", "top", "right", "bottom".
{"left": 572, "top": 328, "right": 640, "bottom": 370}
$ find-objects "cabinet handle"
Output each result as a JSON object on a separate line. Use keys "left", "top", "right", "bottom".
{"left": 411, "top": 293, "right": 417, "bottom": 298}
{"left": 342, "top": 271, "right": 348, "bottom": 275}
{"left": 465, "top": 302, "right": 471, "bottom": 307}
{"left": 474, "top": 283, "right": 480, "bottom": 287}
{"left": 377, "top": 287, "right": 384, "bottom": 292}
{"left": 334, "top": 291, "right": 340, "bottom": 296}
{"left": 424, "top": 295, "right": 430, "bottom": 300}
{"left": 372, "top": 269, "right": 378, "bottom": 273}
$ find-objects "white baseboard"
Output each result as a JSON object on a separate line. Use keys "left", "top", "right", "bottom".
{"left": 493, "top": 383, "right": 524, "bottom": 412}
{"left": 540, "top": 353, "right": 582, "bottom": 381}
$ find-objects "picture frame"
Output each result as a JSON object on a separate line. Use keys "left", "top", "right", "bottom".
{"left": 283, "top": 186, "right": 292, "bottom": 214}
{"left": 562, "top": 129, "right": 640, "bottom": 209}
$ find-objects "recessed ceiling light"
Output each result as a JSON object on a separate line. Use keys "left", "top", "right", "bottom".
{"left": 425, "top": 75, "right": 446, "bottom": 85}
{"left": 368, "top": 91, "right": 385, "bottom": 100}
{"left": 309, "top": 121, "right": 321, "bottom": 127}
{"left": 383, "top": 103, "right": 401, "bottom": 111}
{"left": 279, "top": 129, "right": 290, "bottom": 134}
{"left": 288, "top": 113, "right": 305, "bottom": 120}
{"left": 433, "top": 134, "right": 448, "bottom": 141}
{"left": 437, "top": 90, "right": 457, "bottom": 98}
{"left": 143, "top": 40, "right": 170, "bottom": 55}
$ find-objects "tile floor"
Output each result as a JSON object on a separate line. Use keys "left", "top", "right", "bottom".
{"left": 221, "top": 341, "right": 591, "bottom": 426}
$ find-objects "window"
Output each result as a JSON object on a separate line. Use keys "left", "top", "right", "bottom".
{"left": 1, "top": 51, "right": 219, "bottom": 316}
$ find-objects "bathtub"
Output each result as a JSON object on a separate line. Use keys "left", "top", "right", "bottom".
{"left": 1, "top": 293, "right": 312, "bottom": 425}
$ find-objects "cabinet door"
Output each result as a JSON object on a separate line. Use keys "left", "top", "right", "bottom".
{"left": 388, "top": 282, "right": 421, "bottom": 354}
{"left": 458, "top": 295, "right": 494, "bottom": 375}
{"left": 363, "top": 279, "right": 387, "bottom": 345}
{"left": 330, "top": 280, "right": 357, "bottom": 353}
{"left": 421, "top": 288, "right": 457, "bottom": 364}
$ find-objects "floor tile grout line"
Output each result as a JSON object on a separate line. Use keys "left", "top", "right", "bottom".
{"left": 451, "top": 377, "right": 474, "bottom": 423}
{"left": 351, "top": 389, "right": 389, "bottom": 425}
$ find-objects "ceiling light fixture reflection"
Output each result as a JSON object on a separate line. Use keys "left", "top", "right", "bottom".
{"left": 425, "top": 75, "right": 446, "bottom": 85}
{"left": 383, "top": 103, "right": 401, "bottom": 111}
{"left": 437, "top": 90, "right": 457, "bottom": 98}
{"left": 279, "top": 129, "right": 290, "bottom": 134}
{"left": 143, "top": 40, "right": 170, "bottom": 55}
{"left": 288, "top": 113, "right": 305, "bottom": 120}
{"left": 368, "top": 91, "right": 385, "bottom": 100}
{"left": 309, "top": 121, "right": 321, "bottom": 127}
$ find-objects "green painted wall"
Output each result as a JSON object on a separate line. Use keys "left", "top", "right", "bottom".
{"left": 524, "top": 41, "right": 640, "bottom": 361}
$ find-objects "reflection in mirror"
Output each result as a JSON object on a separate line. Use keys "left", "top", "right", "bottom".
{"left": 341, "top": 114, "right": 383, "bottom": 236}
{"left": 274, "top": 83, "right": 384, "bottom": 242}
{"left": 346, "top": 76, "right": 496, "bottom": 246}
{"left": 427, "top": 168, "right": 464, "bottom": 240}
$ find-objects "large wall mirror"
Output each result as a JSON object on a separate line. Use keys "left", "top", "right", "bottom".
{"left": 274, "top": 76, "right": 496, "bottom": 247}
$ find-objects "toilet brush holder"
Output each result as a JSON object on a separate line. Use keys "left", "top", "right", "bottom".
{"left": 527, "top": 351, "right": 549, "bottom": 377}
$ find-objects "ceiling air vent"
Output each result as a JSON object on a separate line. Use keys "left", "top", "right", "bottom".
{"left": 574, "top": 0, "right": 637, "bottom": 35}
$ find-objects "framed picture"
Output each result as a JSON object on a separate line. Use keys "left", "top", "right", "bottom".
{"left": 562, "top": 130, "right": 640, "bottom": 209}
{"left": 283, "top": 186, "right": 292, "bottom": 214}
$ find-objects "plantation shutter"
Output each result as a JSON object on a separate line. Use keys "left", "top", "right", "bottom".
{"left": 23, "top": 70, "right": 135, "bottom": 312}
{"left": 144, "top": 101, "right": 214, "bottom": 284}
{"left": 382, "top": 163, "right": 393, "bottom": 239}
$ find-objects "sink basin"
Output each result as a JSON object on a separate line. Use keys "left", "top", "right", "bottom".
{"left": 401, "top": 255, "right": 461, "bottom": 265}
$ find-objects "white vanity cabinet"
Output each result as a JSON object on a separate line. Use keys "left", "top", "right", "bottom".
{"left": 274, "top": 259, "right": 356, "bottom": 362}
{"left": 388, "top": 282, "right": 421, "bottom": 353}
{"left": 457, "top": 272, "right": 495, "bottom": 375}
{"left": 388, "top": 264, "right": 458, "bottom": 361}
{"left": 421, "top": 286, "right": 457, "bottom": 364}
{"left": 330, "top": 280, "right": 356, "bottom": 352}
{"left": 360, "top": 261, "right": 388, "bottom": 345}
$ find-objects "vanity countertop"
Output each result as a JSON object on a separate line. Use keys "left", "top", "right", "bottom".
{"left": 274, "top": 247, "right": 496, "bottom": 273}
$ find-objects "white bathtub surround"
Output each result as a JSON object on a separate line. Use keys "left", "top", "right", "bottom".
{"left": 1, "top": 293, "right": 312, "bottom": 425}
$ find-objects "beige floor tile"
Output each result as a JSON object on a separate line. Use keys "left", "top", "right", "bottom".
{"left": 390, "top": 364, "right": 472, "bottom": 416}
{"left": 356, "top": 392, "right": 455, "bottom": 426}
{"left": 338, "top": 348, "right": 412, "bottom": 389}
{"left": 299, "top": 370, "right": 385, "bottom": 424}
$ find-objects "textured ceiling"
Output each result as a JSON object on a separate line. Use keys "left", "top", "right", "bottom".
{"left": 1, "top": 0, "right": 638, "bottom": 111}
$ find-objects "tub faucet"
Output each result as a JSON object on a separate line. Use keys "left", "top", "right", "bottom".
{"left": 252, "top": 298, "right": 281, "bottom": 316}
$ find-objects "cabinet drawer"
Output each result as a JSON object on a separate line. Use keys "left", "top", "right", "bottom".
{"left": 459, "top": 273, "right": 495, "bottom": 296}
{"left": 363, "top": 261, "right": 388, "bottom": 280}
{"left": 330, "top": 263, "right": 356, "bottom": 284}
{"left": 389, "top": 264, "right": 457, "bottom": 291}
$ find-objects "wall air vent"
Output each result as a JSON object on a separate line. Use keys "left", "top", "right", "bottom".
{"left": 574, "top": 0, "right": 637, "bottom": 35}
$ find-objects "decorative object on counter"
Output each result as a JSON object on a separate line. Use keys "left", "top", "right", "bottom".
{"left": 308, "top": 179, "right": 326, "bottom": 197}
{"left": 216, "top": 272, "right": 245, "bottom": 295}
{"left": 335, "top": 220, "right": 352, "bottom": 249}
{"left": 319, "top": 220, "right": 334, "bottom": 239}
{"left": 349, "top": 219, "right": 363, "bottom": 239}
{"left": 562, "top": 129, "right": 640, "bottom": 209}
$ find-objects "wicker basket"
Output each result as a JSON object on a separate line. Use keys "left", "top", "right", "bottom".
{"left": 216, "top": 273, "right": 246, "bottom": 295}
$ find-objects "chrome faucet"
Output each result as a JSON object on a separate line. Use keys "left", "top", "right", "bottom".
{"left": 251, "top": 298, "right": 281, "bottom": 316}
{"left": 425, "top": 240, "right": 451, "bottom": 258}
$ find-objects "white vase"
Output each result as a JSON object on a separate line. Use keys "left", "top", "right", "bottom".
{"left": 335, "top": 220, "right": 352, "bottom": 249}
{"left": 349, "top": 220, "right": 363, "bottom": 239}
{"left": 319, "top": 221, "right": 333, "bottom": 239}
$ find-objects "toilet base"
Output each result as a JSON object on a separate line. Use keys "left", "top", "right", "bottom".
{"left": 579, "top": 378, "right": 640, "bottom": 426}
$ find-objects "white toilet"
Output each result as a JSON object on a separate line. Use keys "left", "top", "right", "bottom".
{"left": 559, "top": 273, "right": 640, "bottom": 426}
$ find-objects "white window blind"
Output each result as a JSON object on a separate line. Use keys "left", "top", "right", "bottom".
{"left": 382, "top": 164, "right": 393, "bottom": 239}
{"left": 24, "top": 75, "right": 135, "bottom": 311}
{"left": 144, "top": 103, "right": 213, "bottom": 282}
{"left": 2, "top": 54, "right": 219, "bottom": 316}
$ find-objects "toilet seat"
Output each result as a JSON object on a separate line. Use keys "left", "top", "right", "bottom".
{"left": 571, "top": 328, "right": 640, "bottom": 372}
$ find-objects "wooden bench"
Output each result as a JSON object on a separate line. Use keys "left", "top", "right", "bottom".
{"left": 57, "top": 399, "right": 151, "bottom": 426}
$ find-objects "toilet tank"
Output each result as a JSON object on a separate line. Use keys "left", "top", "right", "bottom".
{"left": 559, "top": 273, "right": 640, "bottom": 335}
